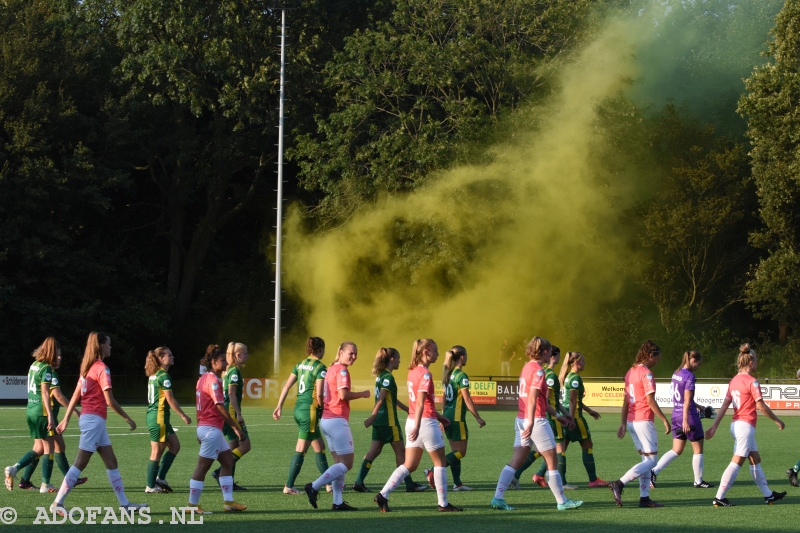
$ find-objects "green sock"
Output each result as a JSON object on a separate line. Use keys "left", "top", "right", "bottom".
{"left": 14, "top": 450, "right": 39, "bottom": 470}
{"left": 514, "top": 450, "right": 539, "bottom": 480}
{"left": 22, "top": 457, "right": 40, "bottom": 482}
{"left": 535, "top": 458, "right": 547, "bottom": 478}
{"left": 403, "top": 474, "right": 416, "bottom": 489}
{"left": 446, "top": 452, "right": 462, "bottom": 486}
{"left": 287, "top": 452, "right": 305, "bottom": 487}
{"left": 794, "top": 458, "right": 800, "bottom": 473}
{"left": 55, "top": 453, "right": 69, "bottom": 476}
{"left": 558, "top": 453, "right": 567, "bottom": 484}
{"left": 315, "top": 452, "right": 329, "bottom": 474}
{"left": 355, "top": 459, "right": 371, "bottom": 485}
{"left": 42, "top": 455, "right": 53, "bottom": 485}
{"left": 147, "top": 460, "right": 159, "bottom": 488}
{"left": 158, "top": 451, "right": 176, "bottom": 481}
{"left": 583, "top": 448, "right": 597, "bottom": 482}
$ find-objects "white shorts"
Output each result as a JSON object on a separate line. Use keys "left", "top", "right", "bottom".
{"left": 78, "top": 414, "right": 112, "bottom": 453}
{"left": 321, "top": 418, "right": 354, "bottom": 455}
{"left": 514, "top": 417, "right": 533, "bottom": 448}
{"left": 730, "top": 421, "right": 758, "bottom": 457}
{"left": 531, "top": 418, "right": 556, "bottom": 452}
{"left": 405, "top": 417, "right": 445, "bottom": 452}
{"left": 197, "top": 426, "right": 230, "bottom": 459}
{"left": 627, "top": 420, "right": 658, "bottom": 454}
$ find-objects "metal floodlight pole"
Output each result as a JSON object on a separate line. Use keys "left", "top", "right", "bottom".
{"left": 274, "top": 6, "right": 287, "bottom": 376}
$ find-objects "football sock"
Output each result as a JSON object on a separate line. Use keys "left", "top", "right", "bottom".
{"left": 54, "top": 466, "right": 80, "bottom": 505}
{"left": 147, "top": 460, "right": 159, "bottom": 488}
{"left": 750, "top": 464, "right": 772, "bottom": 497}
{"left": 312, "top": 462, "right": 347, "bottom": 491}
{"left": 692, "top": 454, "right": 704, "bottom": 484}
{"left": 54, "top": 453, "right": 69, "bottom": 476}
{"left": 654, "top": 450, "right": 679, "bottom": 475}
{"left": 434, "top": 466, "right": 448, "bottom": 507}
{"left": 716, "top": 462, "right": 740, "bottom": 500}
{"left": 286, "top": 452, "right": 305, "bottom": 487}
{"left": 106, "top": 468, "right": 130, "bottom": 506}
{"left": 380, "top": 465, "right": 410, "bottom": 498}
{"left": 220, "top": 475, "right": 234, "bottom": 502}
{"left": 558, "top": 453, "right": 567, "bottom": 484}
{"left": 13, "top": 450, "right": 39, "bottom": 471}
{"left": 639, "top": 467, "right": 652, "bottom": 497}
{"left": 514, "top": 450, "right": 539, "bottom": 480}
{"left": 23, "top": 456, "right": 40, "bottom": 482}
{"left": 547, "top": 469, "right": 566, "bottom": 504}
{"left": 794, "top": 458, "right": 800, "bottom": 473}
{"left": 315, "top": 452, "right": 329, "bottom": 474}
{"left": 494, "top": 465, "right": 516, "bottom": 500}
{"left": 403, "top": 474, "right": 416, "bottom": 489}
{"left": 582, "top": 447, "right": 597, "bottom": 482}
{"left": 159, "top": 451, "right": 176, "bottom": 481}
{"left": 42, "top": 455, "right": 53, "bottom": 485}
{"left": 189, "top": 479, "right": 204, "bottom": 505}
{"left": 621, "top": 456, "right": 656, "bottom": 488}
{"left": 446, "top": 452, "right": 462, "bottom": 486}
{"left": 355, "top": 459, "right": 371, "bottom": 484}
{"left": 332, "top": 475, "right": 345, "bottom": 505}
{"left": 535, "top": 458, "right": 547, "bottom": 478}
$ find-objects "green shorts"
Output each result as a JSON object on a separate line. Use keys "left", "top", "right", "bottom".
{"left": 148, "top": 422, "right": 175, "bottom": 442}
{"left": 547, "top": 416, "right": 565, "bottom": 443}
{"left": 27, "top": 415, "right": 49, "bottom": 439}
{"left": 372, "top": 425, "right": 402, "bottom": 444}
{"left": 564, "top": 415, "right": 591, "bottom": 442}
{"left": 444, "top": 421, "right": 469, "bottom": 441}
{"left": 223, "top": 420, "right": 249, "bottom": 442}
{"left": 294, "top": 405, "right": 322, "bottom": 441}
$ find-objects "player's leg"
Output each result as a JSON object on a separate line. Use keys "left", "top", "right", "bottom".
{"left": 448, "top": 439, "right": 468, "bottom": 489}
{"left": 354, "top": 439, "right": 384, "bottom": 491}
{"left": 147, "top": 440, "right": 167, "bottom": 492}
{"left": 156, "top": 432, "right": 180, "bottom": 491}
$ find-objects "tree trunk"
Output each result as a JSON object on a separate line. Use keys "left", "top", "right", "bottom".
{"left": 779, "top": 320, "right": 789, "bottom": 343}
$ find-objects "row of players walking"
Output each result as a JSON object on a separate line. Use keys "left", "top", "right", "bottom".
{"left": 3, "top": 332, "right": 795, "bottom": 516}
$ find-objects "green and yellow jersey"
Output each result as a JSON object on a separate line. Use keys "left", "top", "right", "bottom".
{"left": 561, "top": 371, "right": 585, "bottom": 416}
{"left": 26, "top": 361, "right": 53, "bottom": 418}
{"left": 50, "top": 369, "right": 61, "bottom": 418}
{"left": 543, "top": 364, "right": 561, "bottom": 421}
{"left": 443, "top": 368, "right": 470, "bottom": 423}
{"left": 146, "top": 369, "right": 173, "bottom": 427}
{"left": 373, "top": 371, "right": 399, "bottom": 427}
{"left": 292, "top": 357, "right": 327, "bottom": 420}
{"left": 224, "top": 365, "right": 244, "bottom": 418}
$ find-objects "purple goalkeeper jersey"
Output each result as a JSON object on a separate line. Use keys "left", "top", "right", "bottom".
{"left": 670, "top": 367, "right": 696, "bottom": 419}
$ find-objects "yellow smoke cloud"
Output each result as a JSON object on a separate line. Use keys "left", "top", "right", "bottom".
{"left": 281, "top": 19, "right": 644, "bottom": 383}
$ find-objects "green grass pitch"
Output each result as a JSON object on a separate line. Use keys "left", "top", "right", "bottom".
{"left": 0, "top": 406, "right": 797, "bottom": 531}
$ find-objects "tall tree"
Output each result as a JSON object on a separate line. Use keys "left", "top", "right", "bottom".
{"left": 738, "top": 0, "right": 800, "bottom": 341}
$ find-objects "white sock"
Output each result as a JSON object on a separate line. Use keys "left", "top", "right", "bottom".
{"left": 219, "top": 475, "right": 234, "bottom": 502}
{"left": 547, "top": 470, "right": 566, "bottom": 504}
{"left": 654, "top": 450, "right": 679, "bottom": 474}
{"left": 312, "top": 462, "right": 348, "bottom": 491}
{"left": 106, "top": 469, "right": 129, "bottom": 506}
{"left": 638, "top": 459, "right": 656, "bottom": 498}
{"left": 621, "top": 456, "right": 656, "bottom": 485}
{"left": 750, "top": 464, "right": 772, "bottom": 497}
{"left": 716, "top": 462, "right": 740, "bottom": 499}
{"left": 692, "top": 454, "right": 704, "bottom": 484}
{"left": 434, "top": 466, "right": 448, "bottom": 507}
{"left": 54, "top": 466, "right": 81, "bottom": 505}
{"left": 189, "top": 479, "right": 204, "bottom": 505}
{"left": 332, "top": 474, "right": 345, "bottom": 505}
{"left": 494, "top": 465, "right": 516, "bottom": 500}
{"left": 380, "top": 465, "right": 410, "bottom": 498}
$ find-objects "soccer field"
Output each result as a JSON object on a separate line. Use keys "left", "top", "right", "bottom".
{"left": 0, "top": 406, "right": 797, "bottom": 532}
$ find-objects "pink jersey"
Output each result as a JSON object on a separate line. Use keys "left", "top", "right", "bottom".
{"left": 79, "top": 360, "right": 112, "bottom": 418}
{"left": 727, "top": 373, "right": 762, "bottom": 428}
{"left": 196, "top": 373, "right": 225, "bottom": 429}
{"left": 407, "top": 365, "right": 437, "bottom": 419}
{"left": 322, "top": 362, "right": 352, "bottom": 420}
{"left": 625, "top": 364, "right": 656, "bottom": 422}
{"left": 517, "top": 360, "right": 548, "bottom": 419}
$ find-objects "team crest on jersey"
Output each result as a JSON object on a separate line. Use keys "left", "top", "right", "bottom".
{"left": 546, "top": 378, "right": 554, "bottom": 386}
{"left": 423, "top": 373, "right": 431, "bottom": 381}
{"left": 45, "top": 373, "right": 52, "bottom": 381}
{"left": 571, "top": 380, "right": 579, "bottom": 388}
{"left": 340, "top": 370, "right": 348, "bottom": 376}
{"left": 320, "top": 370, "right": 327, "bottom": 378}
{"left": 753, "top": 380, "right": 760, "bottom": 388}
{"left": 52, "top": 378, "right": 59, "bottom": 386}
{"left": 646, "top": 373, "right": 653, "bottom": 379}
{"left": 231, "top": 374, "right": 239, "bottom": 382}
{"left": 462, "top": 378, "right": 469, "bottom": 386}
{"left": 212, "top": 382, "right": 219, "bottom": 390}
{"left": 164, "top": 380, "right": 171, "bottom": 388}
{"left": 536, "top": 370, "right": 544, "bottom": 376}
{"left": 105, "top": 367, "right": 110, "bottom": 374}
{"left": 383, "top": 379, "right": 390, "bottom": 387}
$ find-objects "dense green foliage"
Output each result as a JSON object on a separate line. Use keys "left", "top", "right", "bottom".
{"left": 0, "top": 0, "right": 798, "bottom": 378}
